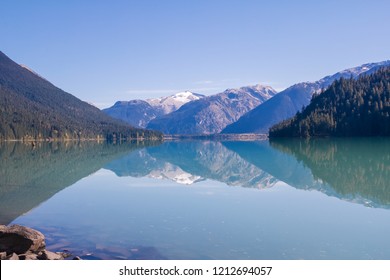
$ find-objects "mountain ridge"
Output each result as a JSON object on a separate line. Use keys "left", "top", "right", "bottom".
{"left": 146, "top": 90, "right": 205, "bottom": 114}
{"left": 222, "top": 60, "right": 390, "bottom": 134}
{"left": 103, "top": 91, "right": 205, "bottom": 128}
{"left": 146, "top": 85, "right": 277, "bottom": 134}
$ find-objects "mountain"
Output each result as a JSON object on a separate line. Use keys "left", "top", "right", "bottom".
{"left": 103, "top": 91, "right": 205, "bottom": 128}
{"left": 147, "top": 91, "right": 205, "bottom": 114}
{"left": 222, "top": 60, "right": 390, "bottom": 134}
{"left": 103, "top": 100, "right": 159, "bottom": 128}
{"left": 0, "top": 51, "right": 162, "bottom": 141}
{"left": 269, "top": 67, "right": 390, "bottom": 137}
{"left": 146, "top": 85, "right": 277, "bottom": 134}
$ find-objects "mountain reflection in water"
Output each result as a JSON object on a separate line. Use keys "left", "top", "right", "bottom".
{"left": 0, "top": 141, "right": 159, "bottom": 224}
{"left": 1, "top": 138, "right": 390, "bottom": 226}
{"left": 268, "top": 138, "right": 390, "bottom": 208}
{"left": 105, "top": 139, "right": 390, "bottom": 209}
{"left": 105, "top": 141, "right": 277, "bottom": 189}
{"left": 2, "top": 138, "right": 390, "bottom": 259}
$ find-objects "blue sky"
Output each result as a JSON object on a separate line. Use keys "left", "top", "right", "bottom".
{"left": 1, "top": 0, "right": 390, "bottom": 108}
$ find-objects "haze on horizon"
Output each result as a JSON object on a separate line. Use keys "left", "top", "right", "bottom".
{"left": 1, "top": 0, "right": 390, "bottom": 109}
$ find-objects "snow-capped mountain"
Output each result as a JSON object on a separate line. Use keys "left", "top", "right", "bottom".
{"left": 222, "top": 60, "right": 390, "bottom": 134}
{"left": 225, "top": 84, "right": 276, "bottom": 99}
{"left": 146, "top": 84, "right": 277, "bottom": 134}
{"left": 103, "top": 91, "right": 205, "bottom": 128}
{"left": 146, "top": 91, "right": 205, "bottom": 114}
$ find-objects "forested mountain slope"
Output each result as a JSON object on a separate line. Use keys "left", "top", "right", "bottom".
{"left": 269, "top": 67, "right": 390, "bottom": 137}
{"left": 0, "top": 51, "right": 161, "bottom": 141}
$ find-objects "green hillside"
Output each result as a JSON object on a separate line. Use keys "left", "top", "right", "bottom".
{"left": 0, "top": 51, "right": 162, "bottom": 141}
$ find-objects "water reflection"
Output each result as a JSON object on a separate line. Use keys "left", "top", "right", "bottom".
{"left": 2, "top": 139, "right": 390, "bottom": 259}
{"left": 269, "top": 138, "right": 390, "bottom": 208}
{"left": 1, "top": 138, "right": 390, "bottom": 227}
{"left": 107, "top": 139, "right": 390, "bottom": 209}
{"left": 0, "top": 141, "right": 159, "bottom": 224}
{"left": 105, "top": 141, "right": 278, "bottom": 188}
{"left": 223, "top": 139, "right": 390, "bottom": 209}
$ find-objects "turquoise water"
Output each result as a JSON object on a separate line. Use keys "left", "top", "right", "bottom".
{"left": 1, "top": 139, "right": 390, "bottom": 259}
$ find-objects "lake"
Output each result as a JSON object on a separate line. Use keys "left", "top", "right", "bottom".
{"left": 1, "top": 138, "right": 390, "bottom": 260}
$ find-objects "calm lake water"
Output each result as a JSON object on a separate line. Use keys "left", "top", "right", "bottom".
{"left": 1, "top": 138, "right": 390, "bottom": 260}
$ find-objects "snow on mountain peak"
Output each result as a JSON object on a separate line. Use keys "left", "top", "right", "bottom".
{"left": 146, "top": 91, "right": 205, "bottom": 114}
{"left": 252, "top": 84, "right": 276, "bottom": 92}
{"left": 225, "top": 84, "right": 276, "bottom": 94}
{"left": 222, "top": 84, "right": 278, "bottom": 103}
{"left": 171, "top": 91, "right": 204, "bottom": 102}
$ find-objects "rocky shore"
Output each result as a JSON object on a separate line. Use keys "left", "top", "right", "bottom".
{"left": 0, "top": 224, "right": 75, "bottom": 260}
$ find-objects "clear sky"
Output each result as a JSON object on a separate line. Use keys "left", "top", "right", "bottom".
{"left": 1, "top": 0, "right": 390, "bottom": 108}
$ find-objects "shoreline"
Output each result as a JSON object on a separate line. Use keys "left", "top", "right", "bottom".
{"left": 163, "top": 133, "right": 268, "bottom": 141}
{"left": 0, "top": 133, "right": 269, "bottom": 143}
{"left": 0, "top": 137, "right": 163, "bottom": 143}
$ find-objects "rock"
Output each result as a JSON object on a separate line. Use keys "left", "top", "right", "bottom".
{"left": 38, "top": 249, "right": 64, "bottom": 260}
{"left": 0, "top": 224, "right": 45, "bottom": 255}
{"left": 24, "top": 254, "right": 39, "bottom": 260}
{"left": 72, "top": 256, "right": 82, "bottom": 260}
{"left": 18, "top": 253, "right": 38, "bottom": 260}
{"left": 57, "top": 251, "right": 72, "bottom": 259}
{"left": 0, "top": 224, "right": 73, "bottom": 260}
